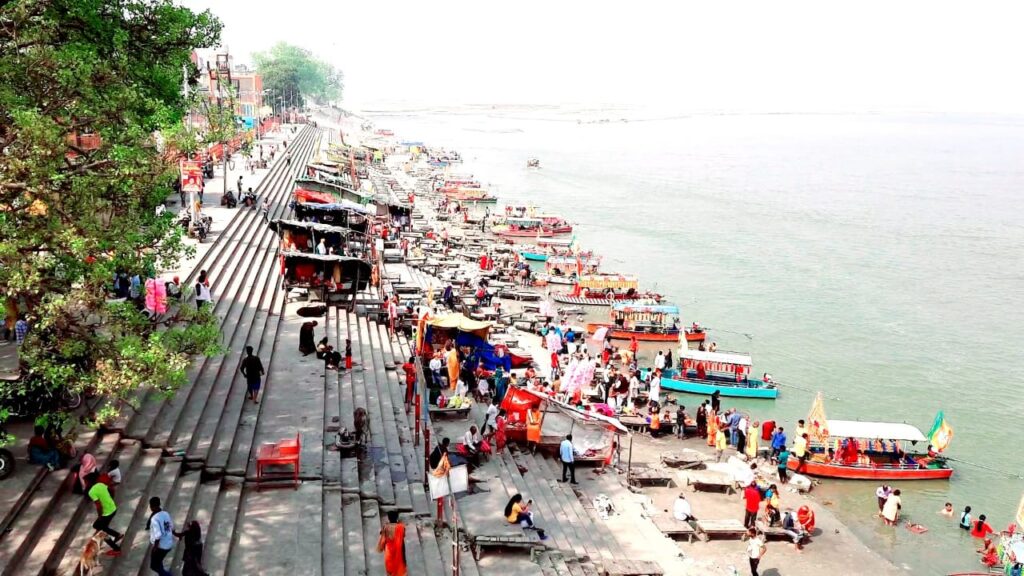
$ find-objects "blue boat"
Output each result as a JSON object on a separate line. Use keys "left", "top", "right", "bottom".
{"left": 520, "top": 251, "right": 549, "bottom": 262}
{"left": 653, "top": 349, "right": 779, "bottom": 399}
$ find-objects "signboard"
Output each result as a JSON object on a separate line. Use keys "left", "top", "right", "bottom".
{"left": 180, "top": 160, "right": 203, "bottom": 193}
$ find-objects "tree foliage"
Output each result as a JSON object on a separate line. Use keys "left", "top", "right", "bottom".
{"left": 252, "top": 42, "right": 343, "bottom": 105}
{"left": 0, "top": 0, "right": 224, "bottom": 428}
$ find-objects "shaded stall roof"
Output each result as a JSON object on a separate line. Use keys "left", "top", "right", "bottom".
{"left": 295, "top": 201, "right": 376, "bottom": 216}
{"left": 270, "top": 219, "right": 365, "bottom": 236}
{"left": 281, "top": 251, "right": 373, "bottom": 276}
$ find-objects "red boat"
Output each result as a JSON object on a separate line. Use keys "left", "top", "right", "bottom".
{"left": 786, "top": 419, "right": 953, "bottom": 480}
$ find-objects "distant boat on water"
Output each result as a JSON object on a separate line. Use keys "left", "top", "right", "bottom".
{"left": 527, "top": 158, "right": 540, "bottom": 168}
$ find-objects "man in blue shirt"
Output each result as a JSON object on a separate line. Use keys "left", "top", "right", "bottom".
{"left": 559, "top": 434, "right": 577, "bottom": 484}
{"left": 147, "top": 496, "right": 174, "bottom": 576}
{"left": 727, "top": 409, "right": 742, "bottom": 447}
{"left": 770, "top": 427, "right": 787, "bottom": 462}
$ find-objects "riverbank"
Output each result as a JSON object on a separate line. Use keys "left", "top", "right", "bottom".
{"left": 363, "top": 136, "right": 907, "bottom": 575}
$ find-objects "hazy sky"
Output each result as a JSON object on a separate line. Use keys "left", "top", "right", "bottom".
{"left": 180, "top": 0, "right": 1024, "bottom": 112}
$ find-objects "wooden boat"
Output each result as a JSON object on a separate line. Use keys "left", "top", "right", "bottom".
{"left": 586, "top": 303, "right": 681, "bottom": 342}
{"left": 660, "top": 349, "right": 779, "bottom": 399}
{"left": 787, "top": 419, "right": 954, "bottom": 480}
{"left": 527, "top": 158, "right": 540, "bottom": 168}
{"left": 535, "top": 255, "right": 600, "bottom": 285}
{"left": 684, "top": 324, "right": 707, "bottom": 342}
{"left": 552, "top": 275, "right": 662, "bottom": 306}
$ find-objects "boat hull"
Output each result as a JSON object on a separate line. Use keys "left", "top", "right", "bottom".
{"left": 585, "top": 324, "right": 680, "bottom": 342}
{"left": 552, "top": 294, "right": 659, "bottom": 306}
{"left": 684, "top": 330, "right": 706, "bottom": 342}
{"left": 660, "top": 377, "right": 779, "bottom": 399}
{"left": 786, "top": 459, "right": 953, "bottom": 480}
{"left": 520, "top": 251, "right": 549, "bottom": 262}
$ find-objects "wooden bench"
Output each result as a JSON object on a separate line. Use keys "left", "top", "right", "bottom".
{"left": 628, "top": 464, "right": 673, "bottom": 488}
{"left": 256, "top": 433, "right": 301, "bottom": 490}
{"left": 602, "top": 559, "right": 664, "bottom": 575}
{"left": 470, "top": 532, "right": 545, "bottom": 560}
{"left": 685, "top": 470, "right": 737, "bottom": 495}
{"left": 695, "top": 519, "right": 747, "bottom": 541}
{"left": 427, "top": 405, "right": 471, "bottom": 419}
{"left": 756, "top": 520, "right": 807, "bottom": 544}
{"left": 651, "top": 516, "right": 697, "bottom": 543}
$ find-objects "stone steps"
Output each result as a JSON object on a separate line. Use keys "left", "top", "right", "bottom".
{"left": 9, "top": 434, "right": 126, "bottom": 576}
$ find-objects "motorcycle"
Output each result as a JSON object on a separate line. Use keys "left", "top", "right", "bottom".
{"left": 0, "top": 425, "right": 13, "bottom": 480}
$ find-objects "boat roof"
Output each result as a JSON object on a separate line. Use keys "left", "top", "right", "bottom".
{"left": 612, "top": 303, "right": 679, "bottom": 315}
{"left": 506, "top": 217, "right": 543, "bottom": 224}
{"left": 537, "top": 238, "right": 573, "bottom": 247}
{"left": 577, "top": 275, "right": 638, "bottom": 289}
{"left": 826, "top": 420, "right": 927, "bottom": 442}
{"left": 679, "top": 348, "right": 752, "bottom": 367}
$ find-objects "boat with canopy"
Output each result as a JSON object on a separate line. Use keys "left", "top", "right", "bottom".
{"left": 786, "top": 395, "right": 954, "bottom": 480}
{"left": 535, "top": 255, "right": 600, "bottom": 285}
{"left": 659, "top": 348, "right": 779, "bottom": 399}
{"left": 552, "top": 274, "right": 662, "bottom": 306}
{"left": 586, "top": 303, "right": 681, "bottom": 342}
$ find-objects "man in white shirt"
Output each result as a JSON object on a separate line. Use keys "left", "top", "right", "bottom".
{"left": 673, "top": 493, "right": 695, "bottom": 522}
{"left": 746, "top": 529, "right": 766, "bottom": 576}
{"left": 483, "top": 399, "right": 499, "bottom": 433}
{"left": 648, "top": 372, "right": 661, "bottom": 406}
{"left": 148, "top": 497, "right": 174, "bottom": 576}
{"left": 654, "top": 351, "right": 666, "bottom": 371}
{"left": 429, "top": 354, "right": 443, "bottom": 387}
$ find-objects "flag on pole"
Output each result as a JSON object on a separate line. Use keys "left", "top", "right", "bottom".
{"left": 926, "top": 411, "right": 954, "bottom": 452}
{"left": 1016, "top": 492, "right": 1024, "bottom": 529}
{"left": 591, "top": 326, "right": 609, "bottom": 342}
{"left": 806, "top": 392, "right": 830, "bottom": 444}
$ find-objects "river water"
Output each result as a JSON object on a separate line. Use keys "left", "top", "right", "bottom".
{"left": 363, "top": 105, "right": 1024, "bottom": 573}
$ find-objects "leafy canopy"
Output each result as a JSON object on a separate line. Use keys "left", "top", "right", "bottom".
{"left": 0, "top": 0, "right": 224, "bottom": 428}
{"left": 252, "top": 42, "right": 343, "bottom": 105}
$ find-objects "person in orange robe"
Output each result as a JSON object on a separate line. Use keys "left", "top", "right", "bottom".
{"left": 378, "top": 510, "right": 407, "bottom": 576}
{"left": 706, "top": 409, "right": 718, "bottom": 448}
{"left": 446, "top": 345, "right": 459, "bottom": 391}
{"left": 526, "top": 406, "right": 543, "bottom": 453}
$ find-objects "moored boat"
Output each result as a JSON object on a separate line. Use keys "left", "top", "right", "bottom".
{"left": 659, "top": 349, "right": 778, "bottom": 399}
{"left": 586, "top": 303, "right": 681, "bottom": 342}
{"left": 786, "top": 418, "right": 954, "bottom": 480}
{"left": 551, "top": 274, "right": 662, "bottom": 306}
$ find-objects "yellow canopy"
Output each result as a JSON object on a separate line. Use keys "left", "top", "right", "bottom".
{"left": 578, "top": 275, "right": 638, "bottom": 290}
{"left": 426, "top": 313, "right": 492, "bottom": 339}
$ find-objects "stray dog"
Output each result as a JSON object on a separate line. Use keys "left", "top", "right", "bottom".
{"left": 75, "top": 532, "right": 106, "bottom": 575}
{"left": 353, "top": 407, "right": 367, "bottom": 446}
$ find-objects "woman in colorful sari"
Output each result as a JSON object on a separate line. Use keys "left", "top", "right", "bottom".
{"left": 494, "top": 409, "right": 508, "bottom": 452}
{"left": 526, "top": 406, "right": 543, "bottom": 453}
{"left": 377, "top": 510, "right": 407, "bottom": 576}
{"left": 745, "top": 421, "right": 760, "bottom": 461}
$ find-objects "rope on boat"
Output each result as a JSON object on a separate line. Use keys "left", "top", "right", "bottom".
{"left": 943, "top": 456, "right": 1024, "bottom": 480}
{"left": 773, "top": 380, "right": 841, "bottom": 401}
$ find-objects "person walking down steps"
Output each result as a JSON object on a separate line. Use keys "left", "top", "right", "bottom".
{"left": 240, "top": 345, "right": 265, "bottom": 404}
{"left": 559, "top": 434, "right": 578, "bottom": 484}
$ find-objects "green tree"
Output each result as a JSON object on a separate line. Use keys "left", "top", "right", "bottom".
{"left": 253, "top": 42, "right": 343, "bottom": 107}
{"left": 0, "top": 0, "right": 224, "bottom": 429}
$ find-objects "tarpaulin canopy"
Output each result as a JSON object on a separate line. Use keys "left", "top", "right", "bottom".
{"left": 270, "top": 219, "right": 364, "bottom": 236}
{"left": 679, "top": 348, "right": 752, "bottom": 367}
{"left": 612, "top": 303, "right": 679, "bottom": 315}
{"left": 425, "top": 314, "right": 492, "bottom": 339}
